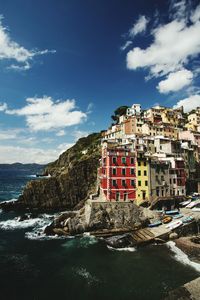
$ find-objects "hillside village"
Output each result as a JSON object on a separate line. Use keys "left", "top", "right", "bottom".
{"left": 98, "top": 104, "right": 200, "bottom": 209}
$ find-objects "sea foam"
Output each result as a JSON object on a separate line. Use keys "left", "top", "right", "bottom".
{"left": 167, "top": 241, "right": 200, "bottom": 273}
{"left": 107, "top": 245, "right": 136, "bottom": 252}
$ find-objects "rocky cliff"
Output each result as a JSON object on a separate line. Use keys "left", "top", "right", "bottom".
{"left": 0, "top": 133, "right": 101, "bottom": 211}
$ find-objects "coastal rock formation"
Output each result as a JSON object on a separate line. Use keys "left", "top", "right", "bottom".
{"left": 44, "top": 201, "right": 150, "bottom": 237}
{"left": 0, "top": 133, "right": 101, "bottom": 211}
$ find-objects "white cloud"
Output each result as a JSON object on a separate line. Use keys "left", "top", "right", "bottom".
{"left": 126, "top": 2, "right": 200, "bottom": 93}
{"left": 157, "top": 69, "right": 193, "bottom": 93}
{"left": 120, "top": 41, "right": 132, "bottom": 51}
{"left": 0, "top": 102, "right": 7, "bottom": 111}
{"left": 0, "top": 15, "right": 55, "bottom": 70}
{"left": 190, "top": 3, "right": 200, "bottom": 23}
{"left": 72, "top": 130, "right": 89, "bottom": 140}
{"left": 57, "top": 143, "right": 74, "bottom": 154}
{"left": 129, "top": 15, "right": 149, "bottom": 38}
{"left": 173, "top": 94, "right": 200, "bottom": 112}
{"left": 0, "top": 145, "right": 61, "bottom": 164}
{"left": 56, "top": 130, "right": 66, "bottom": 136}
{"left": 5, "top": 96, "right": 87, "bottom": 131}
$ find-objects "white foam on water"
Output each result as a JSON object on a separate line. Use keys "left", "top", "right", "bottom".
{"left": 73, "top": 267, "right": 99, "bottom": 285}
{"left": 107, "top": 245, "right": 136, "bottom": 252}
{"left": 167, "top": 241, "right": 200, "bottom": 273}
{"left": 0, "top": 216, "right": 48, "bottom": 230}
{"left": 4, "top": 198, "right": 18, "bottom": 203}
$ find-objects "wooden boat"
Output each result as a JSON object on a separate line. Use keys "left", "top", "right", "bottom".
{"left": 148, "top": 221, "right": 162, "bottom": 228}
{"left": 182, "top": 216, "right": 194, "bottom": 223}
{"left": 165, "top": 209, "right": 179, "bottom": 215}
{"left": 180, "top": 200, "right": 191, "bottom": 207}
{"left": 186, "top": 200, "right": 200, "bottom": 209}
{"left": 166, "top": 220, "right": 182, "bottom": 230}
{"left": 162, "top": 216, "right": 172, "bottom": 224}
{"left": 192, "top": 207, "right": 200, "bottom": 212}
{"left": 173, "top": 214, "right": 183, "bottom": 219}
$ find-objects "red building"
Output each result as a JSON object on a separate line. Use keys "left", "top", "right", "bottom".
{"left": 99, "top": 145, "right": 136, "bottom": 201}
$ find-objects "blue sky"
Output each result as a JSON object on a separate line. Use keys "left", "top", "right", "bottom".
{"left": 0, "top": 0, "right": 200, "bottom": 163}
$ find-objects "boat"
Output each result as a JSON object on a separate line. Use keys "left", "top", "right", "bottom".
{"left": 162, "top": 216, "right": 172, "bottom": 224}
{"left": 180, "top": 200, "right": 191, "bottom": 207}
{"left": 173, "top": 214, "right": 183, "bottom": 219}
{"left": 182, "top": 216, "right": 194, "bottom": 223}
{"left": 165, "top": 209, "right": 179, "bottom": 215}
{"left": 186, "top": 200, "right": 200, "bottom": 209}
{"left": 192, "top": 207, "right": 200, "bottom": 212}
{"left": 166, "top": 220, "right": 182, "bottom": 230}
{"left": 148, "top": 221, "right": 162, "bottom": 228}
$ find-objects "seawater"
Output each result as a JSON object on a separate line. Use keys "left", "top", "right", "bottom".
{"left": 0, "top": 168, "right": 199, "bottom": 300}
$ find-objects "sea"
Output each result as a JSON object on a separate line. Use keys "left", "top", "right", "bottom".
{"left": 0, "top": 168, "right": 200, "bottom": 300}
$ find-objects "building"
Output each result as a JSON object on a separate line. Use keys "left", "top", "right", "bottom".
{"left": 99, "top": 141, "right": 136, "bottom": 201}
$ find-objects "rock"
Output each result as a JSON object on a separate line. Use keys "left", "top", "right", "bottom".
{"left": 106, "top": 234, "right": 133, "bottom": 248}
{"left": 45, "top": 201, "right": 150, "bottom": 237}
{"left": 169, "top": 232, "right": 179, "bottom": 240}
{"left": 44, "top": 222, "right": 55, "bottom": 235}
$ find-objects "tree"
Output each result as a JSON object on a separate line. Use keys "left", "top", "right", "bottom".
{"left": 111, "top": 105, "right": 128, "bottom": 124}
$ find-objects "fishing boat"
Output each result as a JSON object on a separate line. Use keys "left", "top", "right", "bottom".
{"left": 166, "top": 220, "right": 182, "bottom": 230}
{"left": 148, "top": 221, "right": 162, "bottom": 228}
{"left": 173, "top": 214, "right": 183, "bottom": 219}
{"left": 192, "top": 207, "right": 200, "bottom": 212}
{"left": 165, "top": 209, "right": 179, "bottom": 215}
{"left": 180, "top": 200, "right": 191, "bottom": 207}
{"left": 186, "top": 200, "right": 200, "bottom": 209}
{"left": 182, "top": 216, "right": 194, "bottom": 223}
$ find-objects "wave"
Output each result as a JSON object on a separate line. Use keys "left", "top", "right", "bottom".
{"left": 62, "top": 235, "right": 98, "bottom": 249}
{"left": 107, "top": 245, "right": 136, "bottom": 252}
{"left": 4, "top": 198, "right": 18, "bottom": 203}
{"left": 0, "top": 216, "right": 48, "bottom": 230}
{"left": 167, "top": 241, "right": 200, "bottom": 273}
{"left": 73, "top": 267, "right": 99, "bottom": 285}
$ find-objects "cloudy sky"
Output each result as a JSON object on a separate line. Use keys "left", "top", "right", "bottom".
{"left": 0, "top": 0, "right": 200, "bottom": 164}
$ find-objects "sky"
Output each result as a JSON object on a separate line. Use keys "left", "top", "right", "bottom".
{"left": 0, "top": 0, "right": 200, "bottom": 164}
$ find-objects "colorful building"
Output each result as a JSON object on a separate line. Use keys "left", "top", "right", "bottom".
{"left": 99, "top": 142, "right": 136, "bottom": 202}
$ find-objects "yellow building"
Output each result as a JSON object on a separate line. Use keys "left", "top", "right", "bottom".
{"left": 136, "top": 156, "right": 149, "bottom": 205}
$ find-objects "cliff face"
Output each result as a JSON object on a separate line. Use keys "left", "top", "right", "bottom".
{"left": 1, "top": 133, "right": 101, "bottom": 211}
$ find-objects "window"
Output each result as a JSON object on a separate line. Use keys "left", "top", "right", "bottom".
{"left": 112, "top": 180, "right": 117, "bottom": 186}
{"left": 144, "top": 170, "right": 147, "bottom": 176}
{"left": 138, "top": 170, "right": 141, "bottom": 176}
{"left": 138, "top": 161, "right": 141, "bottom": 166}
{"left": 138, "top": 180, "right": 141, "bottom": 186}
{"left": 112, "top": 169, "right": 116, "bottom": 175}
{"left": 122, "top": 168, "right": 126, "bottom": 176}
{"left": 131, "top": 157, "right": 134, "bottom": 164}
{"left": 160, "top": 146, "right": 162, "bottom": 150}
{"left": 144, "top": 161, "right": 147, "bottom": 166}
{"left": 113, "top": 157, "right": 117, "bottom": 164}
{"left": 161, "top": 175, "right": 164, "bottom": 181}
{"left": 156, "top": 187, "right": 159, "bottom": 197}
{"left": 145, "top": 180, "right": 148, "bottom": 186}
{"left": 122, "top": 179, "right": 126, "bottom": 186}
{"left": 122, "top": 157, "right": 126, "bottom": 164}
{"left": 131, "top": 168, "right": 135, "bottom": 175}
{"left": 131, "top": 180, "right": 135, "bottom": 187}
{"left": 173, "top": 178, "right": 176, "bottom": 184}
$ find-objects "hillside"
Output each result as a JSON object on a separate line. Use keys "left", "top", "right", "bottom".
{"left": 0, "top": 133, "right": 101, "bottom": 211}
